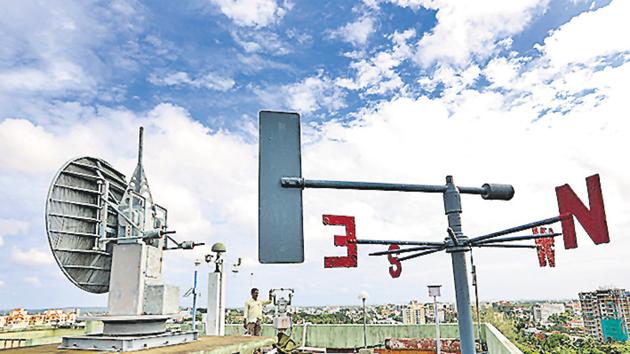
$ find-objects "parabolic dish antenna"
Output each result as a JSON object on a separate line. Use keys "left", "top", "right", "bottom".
{"left": 47, "top": 128, "right": 203, "bottom": 351}
{"left": 45, "top": 156, "right": 127, "bottom": 294}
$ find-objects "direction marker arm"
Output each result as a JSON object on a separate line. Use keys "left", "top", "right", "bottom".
{"left": 473, "top": 244, "right": 537, "bottom": 249}
{"left": 397, "top": 247, "right": 446, "bottom": 261}
{"left": 353, "top": 239, "right": 445, "bottom": 247}
{"left": 467, "top": 215, "right": 566, "bottom": 244}
{"left": 472, "top": 233, "right": 561, "bottom": 246}
{"left": 368, "top": 245, "right": 443, "bottom": 256}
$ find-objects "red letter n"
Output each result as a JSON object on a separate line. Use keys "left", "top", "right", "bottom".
{"left": 323, "top": 215, "right": 357, "bottom": 268}
{"left": 555, "top": 174, "right": 609, "bottom": 249}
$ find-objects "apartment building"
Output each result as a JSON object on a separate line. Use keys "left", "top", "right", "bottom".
{"left": 579, "top": 288, "right": 630, "bottom": 342}
{"left": 402, "top": 300, "right": 426, "bottom": 325}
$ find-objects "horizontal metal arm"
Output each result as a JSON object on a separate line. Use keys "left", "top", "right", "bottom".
{"left": 467, "top": 215, "right": 564, "bottom": 244}
{"left": 281, "top": 177, "right": 513, "bottom": 200}
{"left": 353, "top": 239, "right": 445, "bottom": 247}
{"left": 282, "top": 177, "right": 447, "bottom": 193}
{"left": 368, "top": 245, "right": 442, "bottom": 256}
{"left": 472, "top": 233, "right": 561, "bottom": 245}
{"left": 473, "top": 244, "right": 537, "bottom": 249}
{"left": 398, "top": 247, "right": 446, "bottom": 261}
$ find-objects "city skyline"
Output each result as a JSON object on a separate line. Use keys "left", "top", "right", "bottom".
{"left": 1, "top": 0, "right": 629, "bottom": 310}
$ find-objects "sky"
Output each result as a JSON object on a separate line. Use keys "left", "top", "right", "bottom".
{"left": 0, "top": 0, "right": 629, "bottom": 310}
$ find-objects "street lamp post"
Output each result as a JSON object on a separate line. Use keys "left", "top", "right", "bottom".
{"left": 358, "top": 291, "right": 369, "bottom": 349}
{"left": 428, "top": 285, "right": 442, "bottom": 354}
{"left": 192, "top": 259, "right": 201, "bottom": 331}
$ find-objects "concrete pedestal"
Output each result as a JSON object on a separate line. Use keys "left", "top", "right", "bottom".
{"left": 59, "top": 331, "right": 197, "bottom": 352}
{"left": 205, "top": 272, "right": 226, "bottom": 336}
{"left": 62, "top": 315, "right": 197, "bottom": 351}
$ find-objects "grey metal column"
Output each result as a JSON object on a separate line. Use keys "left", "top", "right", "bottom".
{"left": 362, "top": 298, "right": 367, "bottom": 349}
{"left": 443, "top": 176, "right": 476, "bottom": 354}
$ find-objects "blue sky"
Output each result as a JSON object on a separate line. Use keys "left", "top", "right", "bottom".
{"left": 1, "top": 0, "right": 630, "bottom": 309}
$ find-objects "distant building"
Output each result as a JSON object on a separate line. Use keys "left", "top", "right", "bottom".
{"left": 565, "top": 300, "right": 582, "bottom": 316}
{"left": 493, "top": 301, "right": 513, "bottom": 313}
{"left": 402, "top": 300, "right": 426, "bottom": 324}
{"left": 424, "top": 303, "right": 448, "bottom": 323}
{"left": 0, "top": 308, "right": 77, "bottom": 329}
{"left": 579, "top": 288, "right": 630, "bottom": 342}
{"left": 533, "top": 303, "right": 566, "bottom": 325}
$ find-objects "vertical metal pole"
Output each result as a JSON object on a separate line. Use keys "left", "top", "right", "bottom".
{"left": 470, "top": 249, "right": 483, "bottom": 349}
{"left": 192, "top": 269, "right": 198, "bottom": 331}
{"left": 362, "top": 299, "right": 367, "bottom": 349}
{"left": 443, "top": 176, "right": 476, "bottom": 354}
{"left": 434, "top": 296, "right": 441, "bottom": 354}
{"left": 138, "top": 127, "right": 144, "bottom": 165}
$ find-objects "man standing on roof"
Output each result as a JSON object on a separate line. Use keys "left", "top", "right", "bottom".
{"left": 244, "top": 288, "right": 272, "bottom": 336}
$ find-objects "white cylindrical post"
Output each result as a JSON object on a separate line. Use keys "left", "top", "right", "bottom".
{"left": 428, "top": 285, "right": 442, "bottom": 354}
{"left": 358, "top": 291, "right": 369, "bottom": 349}
{"left": 434, "top": 296, "right": 441, "bottom": 354}
{"left": 206, "top": 271, "right": 226, "bottom": 336}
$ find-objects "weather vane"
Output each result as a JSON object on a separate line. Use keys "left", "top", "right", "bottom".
{"left": 257, "top": 111, "right": 610, "bottom": 354}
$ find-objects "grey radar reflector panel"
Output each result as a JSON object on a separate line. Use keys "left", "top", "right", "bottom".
{"left": 258, "top": 111, "right": 304, "bottom": 263}
{"left": 46, "top": 156, "right": 127, "bottom": 294}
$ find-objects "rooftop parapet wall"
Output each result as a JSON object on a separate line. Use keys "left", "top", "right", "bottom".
{"left": 484, "top": 324, "right": 523, "bottom": 354}
{"left": 227, "top": 324, "right": 470, "bottom": 348}
{"left": 226, "top": 323, "right": 521, "bottom": 353}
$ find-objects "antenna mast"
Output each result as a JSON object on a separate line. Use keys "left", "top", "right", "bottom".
{"left": 138, "top": 126, "right": 144, "bottom": 167}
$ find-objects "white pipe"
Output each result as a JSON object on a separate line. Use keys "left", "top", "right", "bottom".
{"left": 302, "top": 322, "right": 312, "bottom": 347}
{"left": 434, "top": 296, "right": 441, "bottom": 354}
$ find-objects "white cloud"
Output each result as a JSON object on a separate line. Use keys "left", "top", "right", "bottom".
{"left": 209, "top": 0, "right": 292, "bottom": 27}
{"left": 25, "top": 276, "right": 40, "bottom": 286}
{"left": 0, "top": 280, "right": 4, "bottom": 288}
{"left": 483, "top": 57, "right": 521, "bottom": 89}
{"left": 0, "top": 119, "right": 62, "bottom": 174}
{"left": 417, "top": 63, "right": 481, "bottom": 101}
{"left": 148, "top": 71, "right": 235, "bottom": 91}
{"left": 476, "top": 1, "right": 630, "bottom": 121}
{"left": 231, "top": 30, "right": 292, "bottom": 55}
{"left": 12, "top": 248, "right": 54, "bottom": 266}
{"left": 0, "top": 61, "right": 93, "bottom": 94}
{"left": 337, "top": 29, "right": 416, "bottom": 95}
{"left": 0, "top": 219, "right": 29, "bottom": 247}
{"left": 0, "top": 1, "right": 143, "bottom": 96}
{"left": 255, "top": 74, "right": 346, "bottom": 114}
{"left": 384, "top": 0, "right": 423, "bottom": 9}
{"left": 286, "top": 76, "right": 346, "bottom": 113}
{"left": 413, "top": 0, "right": 548, "bottom": 67}
{"left": 539, "top": 0, "right": 630, "bottom": 67}
{"left": 236, "top": 53, "right": 293, "bottom": 73}
{"left": 329, "top": 16, "right": 376, "bottom": 46}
